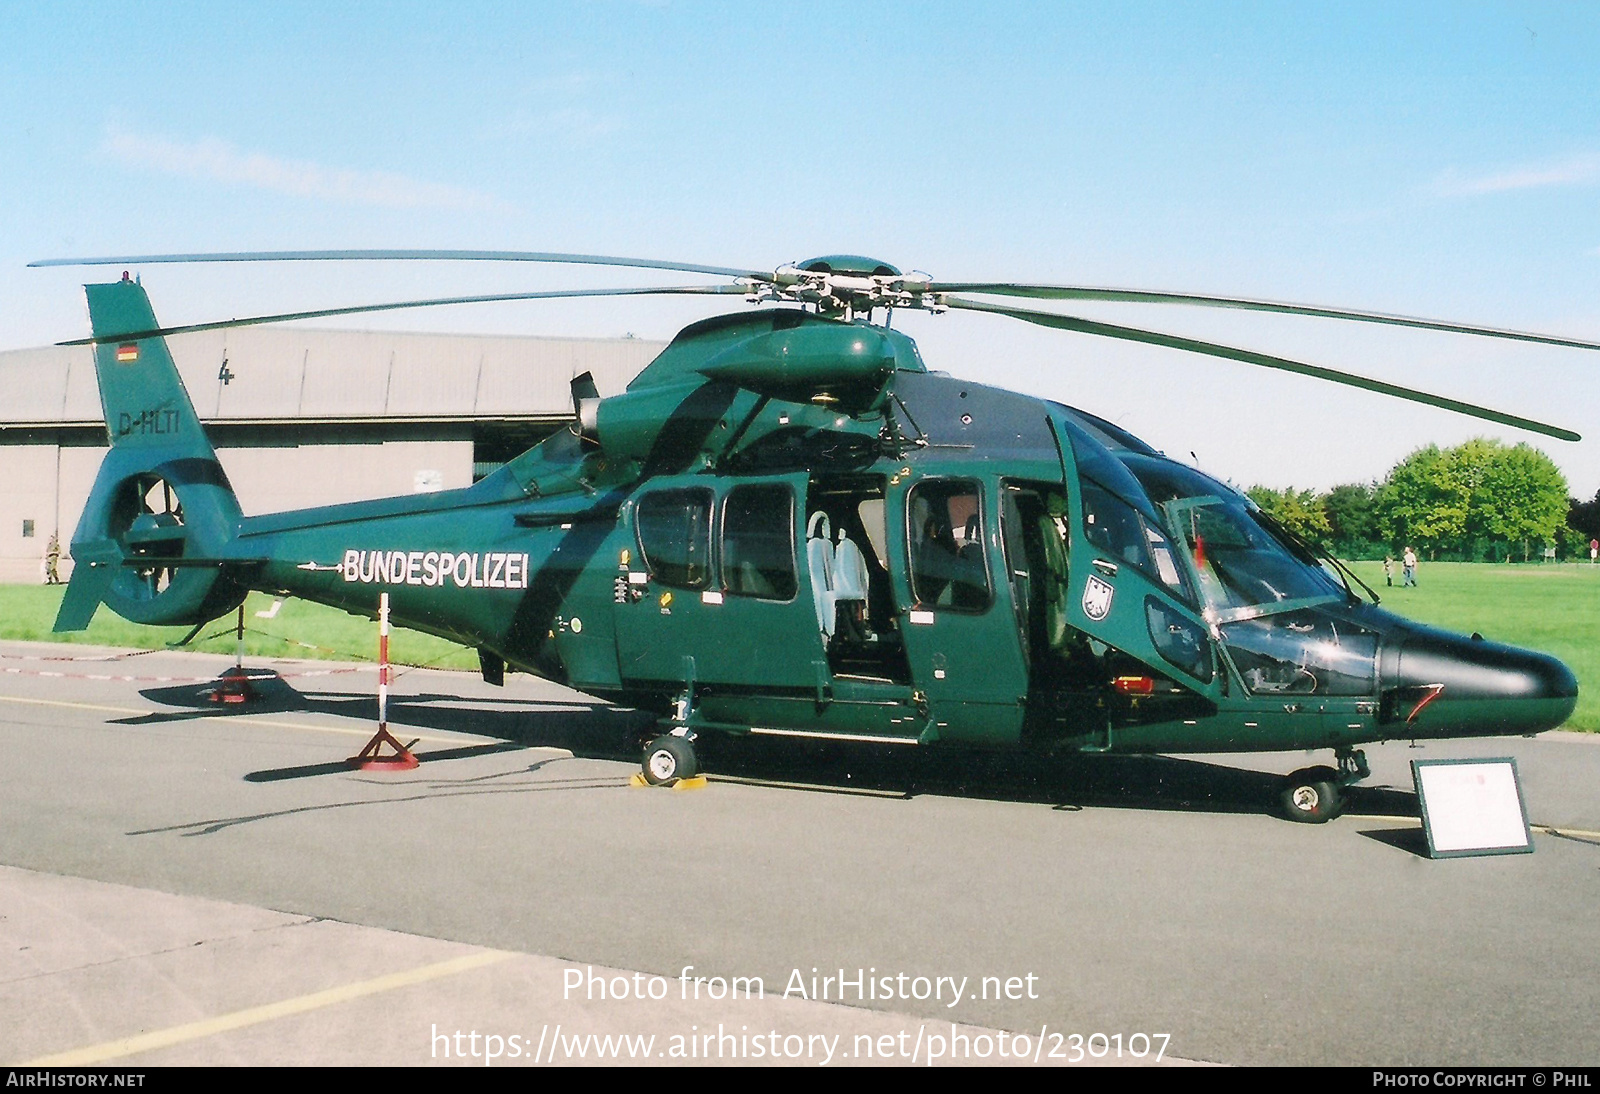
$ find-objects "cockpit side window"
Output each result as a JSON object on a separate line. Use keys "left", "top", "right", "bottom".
{"left": 1081, "top": 480, "right": 1195, "bottom": 602}
{"left": 1058, "top": 416, "right": 1193, "bottom": 602}
{"left": 908, "top": 479, "right": 991, "bottom": 612}
{"left": 1147, "top": 597, "right": 1214, "bottom": 682}
{"left": 1059, "top": 417, "right": 1161, "bottom": 521}
{"left": 1082, "top": 479, "right": 1153, "bottom": 571}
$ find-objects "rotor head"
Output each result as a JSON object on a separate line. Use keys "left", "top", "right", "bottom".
{"left": 756, "top": 256, "right": 937, "bottom": 318}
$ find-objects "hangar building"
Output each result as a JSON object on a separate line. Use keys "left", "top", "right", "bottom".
{"left": 0, "top": 326, "right": 667, "bottom": 582}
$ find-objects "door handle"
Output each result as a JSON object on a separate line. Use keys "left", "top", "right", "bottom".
{"left": 1091, "top": 558, "right": 1119, "bottom": 576}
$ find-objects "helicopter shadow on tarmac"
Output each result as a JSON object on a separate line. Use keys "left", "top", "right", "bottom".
{"left": 695, "top": 733, "right": 1420, "bottom": 823}
{"left": 120, "top": 669, "right": 653, "bottom": 780}
{"left": 119, "top": 669, "right": 1421, "bottom": 826}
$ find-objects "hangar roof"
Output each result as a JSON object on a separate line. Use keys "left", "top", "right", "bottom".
{"left": 0, "top": 326, "right": 668, "bottom": 428}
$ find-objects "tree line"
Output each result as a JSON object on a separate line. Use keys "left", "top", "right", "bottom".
{"left": 1246, "top": 438, "right": 1593, "bottom": 562}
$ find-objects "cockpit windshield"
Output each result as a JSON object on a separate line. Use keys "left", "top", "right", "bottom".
{"left": 1164, "top": 497, "right": 1344, "bottom": 618}
{"left": 1055, "top": 418, "right": 1344, "bottom": 620}
{"left": 1054, "top": 415, "right": 1369, "bottom": 692}
{"left": 1116, "top": 454, "right": 1343, "bottom": 622}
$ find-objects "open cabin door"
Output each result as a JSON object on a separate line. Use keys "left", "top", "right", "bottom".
{"left": 890, "top": 475, "right": 1029, "bottom": 746}
{"left": 1051, "top": 420, "right": 1224, "bottom": 744}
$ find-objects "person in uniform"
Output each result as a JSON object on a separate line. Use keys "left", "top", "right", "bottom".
{"left": 44, "top": 532, "right": 61, "bottom": 585}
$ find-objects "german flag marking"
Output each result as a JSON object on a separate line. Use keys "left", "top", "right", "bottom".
{"left": 115, "top": 344, "right": 139, "bottom": 362}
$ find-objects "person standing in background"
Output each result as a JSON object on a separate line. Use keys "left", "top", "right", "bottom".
{"left": 1402, "top": 545, "right": 1418, "bottom": 587}
{"left": 43, "top": 532, "right": 61, "bottom": 585}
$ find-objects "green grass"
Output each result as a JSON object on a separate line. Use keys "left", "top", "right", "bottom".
{"left": 1, "top": 562, "right": 1595, "bottom": 730}
{"left": 0, "top": 586, "right": 480, "bottom": 671}
{"left": 1347, "top": 561, "right": 1600, "bottom": 732}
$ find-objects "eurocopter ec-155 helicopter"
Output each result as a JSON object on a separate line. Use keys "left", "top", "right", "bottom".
{"left": 29, "top": 249, "right": 1591, "bottom": 822}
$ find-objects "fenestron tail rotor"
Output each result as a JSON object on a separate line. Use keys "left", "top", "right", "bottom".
{"left": 116, "top": 473, "right": 188, "bottom": 600}
{"left": 31, "top": 249, "right": 1593, "bottom": 440}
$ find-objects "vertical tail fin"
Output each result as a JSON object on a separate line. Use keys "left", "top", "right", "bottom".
{"left": 88, "top": 277, "right": 220, "bottom": 459}
{"left": 54, "top": 277, "right": 246, "bottom": 631}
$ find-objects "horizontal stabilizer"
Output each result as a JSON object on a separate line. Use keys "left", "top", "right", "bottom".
{"left": 53, "top": 552, "right": 117, "bottom": 632}
{"left": 118, "top": 556, "right": 267, "bottom": 569}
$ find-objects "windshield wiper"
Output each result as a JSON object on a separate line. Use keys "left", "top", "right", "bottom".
{"left": 1253, "top": 510, "right": 1381, "bottom": 606}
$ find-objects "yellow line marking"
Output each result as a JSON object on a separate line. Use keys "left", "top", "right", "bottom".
{"left": 0, "top": 693, "right": 499, "bottom": 747}
{"left": 0, "top": 694, "right": 146, "bottom": 718}
{"left": 24, "top": 949, "right": 512, "bottom": 1066}
{"left": 1346, "top": 815, "right": 1600, "bottom": 841}
{"left": 1535, "top": 825, "right": 1600, "bottom": 841}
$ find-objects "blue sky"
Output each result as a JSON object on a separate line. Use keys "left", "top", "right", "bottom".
{"left": 3, "top": 1, "right": 1597, "bottom": 497}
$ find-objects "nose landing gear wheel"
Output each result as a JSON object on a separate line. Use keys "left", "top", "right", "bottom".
{"left": 1280, "top": 766, "right": 1342, "bottom": 823}
{"left": 642, "top": 735, "right": 696, "bottom": 786}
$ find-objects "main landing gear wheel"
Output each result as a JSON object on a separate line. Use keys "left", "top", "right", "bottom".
{"left": 642, "top": 735, "right": 697, "bottom": 786}
{"left": 1280, "top": 766, "right": 1343, "bottom": 823}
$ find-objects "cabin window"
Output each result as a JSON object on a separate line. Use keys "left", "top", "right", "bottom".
{"left": 636, "top": 487, "right": 714, "bottom": 589}
{"left": 907, "top": 479, "right": 991, "bottom": 612}
{"left": 721, "top": 484, "right": 797, "bottom": 600}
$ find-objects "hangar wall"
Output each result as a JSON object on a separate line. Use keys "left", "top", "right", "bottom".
{"left": 0, "top": 325, "right": 668, "bottom": 583}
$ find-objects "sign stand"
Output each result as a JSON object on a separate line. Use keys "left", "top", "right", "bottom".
{"left": 1412, "top": 757, "right": 1534, "bottom": 858}
{"left": 349, "top": 592, "right": 419, "bottom": 770}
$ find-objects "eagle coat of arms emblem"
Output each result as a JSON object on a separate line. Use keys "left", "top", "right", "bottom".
{"left": 1082, "top": 575, "right": 1115, "bottom": 621}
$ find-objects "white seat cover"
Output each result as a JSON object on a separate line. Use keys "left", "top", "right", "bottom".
{"left": 806, "top": 512, "right": 836, "bottom": 638}
{"left": 833, "top": 528, "right": 870, "bottom": 604}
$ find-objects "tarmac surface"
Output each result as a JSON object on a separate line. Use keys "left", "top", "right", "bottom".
{"left": 2, "top": 637, "right": 1598, "bottom": 1068}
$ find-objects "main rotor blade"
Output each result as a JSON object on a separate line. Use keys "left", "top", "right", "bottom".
{"left": 944, "top": 295, "right": 1582, "bottom": 442}
{"left": 31, "top": 249, "right": 769, "bottom": 281}
{"left": 56, "top": 284, "right": 749, "bottom": 346}
{"left": 930, "top": 283, "right": 1600, "bottom": 353}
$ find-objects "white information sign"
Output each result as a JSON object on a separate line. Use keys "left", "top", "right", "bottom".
{"left": 1412, "top": 758, "right": 1533, "bottom": 858}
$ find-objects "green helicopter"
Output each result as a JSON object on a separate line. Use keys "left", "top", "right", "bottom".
{"left": 30, "top": 250, "right": 1590, "bottom": 821}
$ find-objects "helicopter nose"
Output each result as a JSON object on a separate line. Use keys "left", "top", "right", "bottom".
{"left": 1385, "top": 626, "right": 1578, "bottom": 737}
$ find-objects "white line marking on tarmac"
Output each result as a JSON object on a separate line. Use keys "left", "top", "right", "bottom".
{"left": 0, "top": 693, "right": 543, "bottom": 750}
